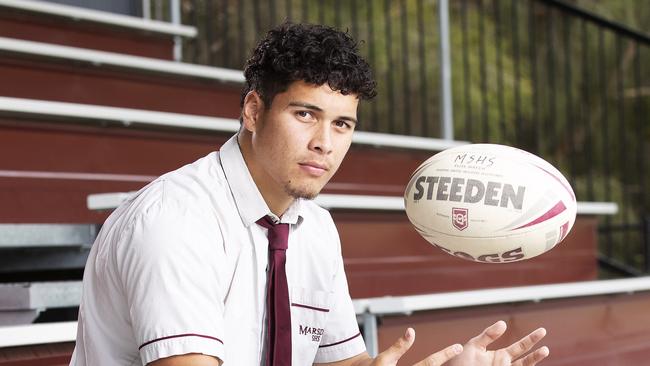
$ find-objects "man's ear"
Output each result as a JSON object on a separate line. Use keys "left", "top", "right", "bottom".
{"left": 241, "top": 91, "right": 264, "bottom": 132}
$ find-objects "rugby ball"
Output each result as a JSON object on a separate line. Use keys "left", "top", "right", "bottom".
{"left": 404, "top": 144, "right": 577, "bottom": 263}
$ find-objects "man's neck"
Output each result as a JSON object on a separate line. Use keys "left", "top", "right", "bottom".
{"left": 237, "top": 132, "right": 294, "bottom": 217}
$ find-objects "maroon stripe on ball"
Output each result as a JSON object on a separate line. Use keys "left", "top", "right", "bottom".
{"left": 559, "top": 221, "right": 570, "bottom": 241}
{"left": 512, "top": 201, "right": 567, "bottom": 231}
{"left": 534, "top": 164, "right": 576, "bottom": 201}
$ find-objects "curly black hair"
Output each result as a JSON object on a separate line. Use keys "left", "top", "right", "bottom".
{"left": 241, "top": 22, "right": 377, "bottom": 108}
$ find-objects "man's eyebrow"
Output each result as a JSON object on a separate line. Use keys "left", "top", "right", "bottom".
{"left": 287, "top": 102, "right": 358, "bottom": 124}
{"left": 287, "top": 102, "right": 323, "bottom": 111}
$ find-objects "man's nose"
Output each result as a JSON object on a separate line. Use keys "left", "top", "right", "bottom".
{"left": 309, "top": 123, "right": 333, "bottom": 154}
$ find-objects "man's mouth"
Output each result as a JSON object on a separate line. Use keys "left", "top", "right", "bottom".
{"left": 299, "top": 162, "right": 329, "bottom": 177}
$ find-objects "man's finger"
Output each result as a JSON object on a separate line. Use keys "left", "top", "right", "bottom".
{"left": 414, "top": 344, "right": 463, "bottom": 366}
{"left": 375, "top": 328, "right": 416, "bottom": 364}
{"left": 512, "top": 346, "right": 550, "bottom": 366}
{"left": 468, "top": 320, "right": 507, "bottom": 349}
{"left": 505, "top": 328, "right": 547, "bottom": 359}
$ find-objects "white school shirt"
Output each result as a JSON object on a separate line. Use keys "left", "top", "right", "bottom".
{"left": 70, "top": 135, "right": 365, "bottom": 366}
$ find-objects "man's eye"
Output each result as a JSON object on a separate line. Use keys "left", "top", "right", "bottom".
{"left": 297, "top": 111, "right": 311, "bottom": 118}
{"left": 335, "top": 120, "right": 351, "bottom": 129}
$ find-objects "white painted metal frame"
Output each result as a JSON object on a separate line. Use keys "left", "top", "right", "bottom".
{"left": 0, "top": 281, "right": 82, "bottom": 310}
{"left": 142, "top": 0, "right": 151, "bottom": 20}
{"left": 353, "top": 276, "right": 650, "bottom": 315}
{"left": 574, "top": 201, "right": 619, "bottom": 215}
{"left": 0, "top": 96, "right": 467, "bottom": 151}
{"left": 0, "top": 321, "right": 76, "bottom": 347}
{"left": 170, "top": 0, "right": 182, "bottom": 61}
{"left": 87, "top": 191, "right": 618, "bottom": 216}
{"left": 0, "top": 37, "right": 244, "bottom": 83}
{"left": 0, "top": 96, "right": 240, "bottom": 131}
{"left": 0, "top": 224, "right": 95, "bottom": 248}
{"left": 86, "top": 192, "right": 409, "bottom": 211}
{"left": 352, "top": 132, "right": 467, "bottom": 151}
{"left": 438, "top": 0, "right": 454, "bottom": 140}
{"left": 317, "top": 194, "right": 618, "bottom": 215}
{"left": 0, "top": 0, "right": 197, "bottom": 37}
{"left": 87, "top": 192, "right": 135, "bottom": 210}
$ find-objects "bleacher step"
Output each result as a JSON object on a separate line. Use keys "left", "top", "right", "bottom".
{"left": 0, "top": 0, "right": 196, "bottom": 59}
{"left": 0, "top": 36, "right": 243, "bottom": 117}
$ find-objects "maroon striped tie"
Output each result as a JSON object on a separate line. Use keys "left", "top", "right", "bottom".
{"left": 257, "top": 216, "right": 291, "bottom": 366}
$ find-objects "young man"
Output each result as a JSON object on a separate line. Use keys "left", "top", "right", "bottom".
{"left": 70, "top": 23, "right": 549, "bottom": 365}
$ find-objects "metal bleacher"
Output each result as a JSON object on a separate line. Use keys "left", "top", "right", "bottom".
{"left": 1, "top": 1, "right": 644, "bottom": 365}
{"left": 0, "top": 0, "right": 211, "bottom": 335}
{"left": 0, "top": 194, "right": 626, "bottom": 355}
{"left": 0, "top": 0, "right": 465, "bottom": 327}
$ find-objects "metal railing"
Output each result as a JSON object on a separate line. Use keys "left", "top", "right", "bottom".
{"left": 450, "top": 0, "right": 648, "bottom": 276}
{"left": 167, "top": 0, "right": 649, "bottom": 275}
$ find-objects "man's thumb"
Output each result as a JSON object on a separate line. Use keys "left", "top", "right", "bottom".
{"left": 376, "top": 328, "right": 415, "bottom": 364}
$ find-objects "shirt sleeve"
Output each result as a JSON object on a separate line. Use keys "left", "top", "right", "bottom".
{"left": 115, "top": 193, "right": 227, "bottom": 365}
{"left": 313, "top": 223, "right": 366, "bottom": 363}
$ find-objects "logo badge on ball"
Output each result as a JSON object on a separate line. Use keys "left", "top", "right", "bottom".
{"left": 452, "top": 208, "right": 468, "bottom": 231}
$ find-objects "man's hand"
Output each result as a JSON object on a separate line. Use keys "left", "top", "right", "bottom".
{"left": 320, "top": 321, "right": 548, "bottom": 366}
{"left": 447, "top": 320, "right": 549, "bottom": 366}
{"left": 366, "top": 328, "right": 463, "bottom": 366}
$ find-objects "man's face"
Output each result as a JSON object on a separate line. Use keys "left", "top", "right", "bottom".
{"left": 243, "top": 81, "right": 359, "bottom": 202}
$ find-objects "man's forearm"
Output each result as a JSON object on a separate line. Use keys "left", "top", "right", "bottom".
{"left": 351, "top": 354, "right": 374, "bottom": 366}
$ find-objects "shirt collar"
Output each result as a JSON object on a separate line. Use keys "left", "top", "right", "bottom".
{"left": 219, "top": 134, "right": 304, "bottom": 227}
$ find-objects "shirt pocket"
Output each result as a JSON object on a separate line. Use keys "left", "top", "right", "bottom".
{"left": 289, "top": 287, "right": 331, "bottom": 364}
